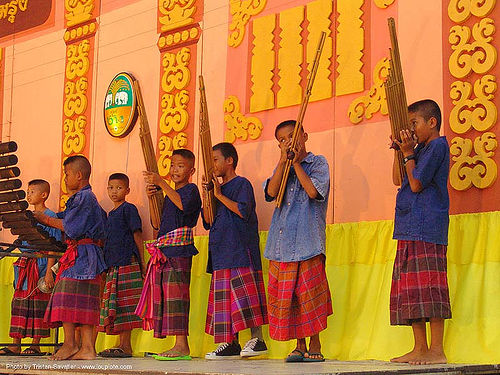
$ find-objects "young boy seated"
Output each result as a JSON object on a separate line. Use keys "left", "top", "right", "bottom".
{"left": 0, "top": 180, "right": 61, "bottom": 356}
{"left": 390, "top": 99, "right": 451, "bottom": 365}
{"left": 34, "top": 155, "right": 107, "bottom": 360}
{"left": 136, "top": 149, "right": 201, "bottom": 361}
{"left": 264, "top": 120, "right": 332, "bottom": 362}
{"left": 202, "top": 142, "right": 268, "bottom": 359}
{"left": 97, "top": 173, "right": 145, "bottom": 358}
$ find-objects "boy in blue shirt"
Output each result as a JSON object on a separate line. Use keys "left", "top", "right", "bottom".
{"left": 264, "top": 120, "right": 332, "bottom": 363}
{"left": 202, "top": 142, "right": 268, "bottom": 359}
{"left": 138, "top": 149, "right": 201, "bottom": 361}
{"left": 97, "top": 173, "right": 145, "bottom": 358}
{"left": 0, "top": 180, "right": 61, "bottom": 356}
{"left": 390, "top": 99, "right": 451, "bottom": 365}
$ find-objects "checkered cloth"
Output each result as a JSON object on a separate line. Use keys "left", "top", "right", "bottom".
{"left": 205, "top": 267, "right": 268, "bottom": 344}
{"left": 44, "top": 276, "right": 102, "bottom": 328}
{"left": 267, "top": 254, "right": 332, "bottom": 341}
{"left": 10, "top": 258, "right": 50, "bottom": 339}
{"left": 98, "top": 262, "right": 143, "bottom": 334}
{"left": 390, "top": 240, "right": 451, "bottom": 325}
{"left": 135, "top": 227, "right": 194, "bottom": 331}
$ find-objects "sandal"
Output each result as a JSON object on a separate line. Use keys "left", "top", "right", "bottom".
{"left": 154, "top": 350, "right": 191, "bottom": 361}
{"left": 0, "top": 347, "right": 19, "bottom": 356}
{"left": 286, "top": 349, "right": 305, "bottom": 362}
{"left": 304, "top": 352, "right": 325, "bottom": 362}
{"left": 98, "top": 348, "right": 132, "bottom": 358}
{"left": 21, "top": 347, "right": 45, "bottom": 356}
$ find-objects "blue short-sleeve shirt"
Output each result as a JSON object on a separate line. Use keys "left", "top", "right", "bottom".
{"left": 202, "top": 176, "right": 262, "bottom": 272}
{"left": 393, "top": 136, "right": 450, "bottom": 245}
{"left": 104, "top": 201, "right": 142, "bottom": 267}
{"left": 264, "top": 152, "right": 330, "bottom": 262}
{"left": 158, "top": 183, "right": 201, "bottom": 258}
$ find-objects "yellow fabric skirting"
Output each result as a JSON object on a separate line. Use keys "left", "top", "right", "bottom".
{"left": 0, "top": 211, "right": 498, "bottom": 363}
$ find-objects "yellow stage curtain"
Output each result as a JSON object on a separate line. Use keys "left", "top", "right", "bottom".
{"left": 0, "top": 212, "right": 498, "bottom": 363}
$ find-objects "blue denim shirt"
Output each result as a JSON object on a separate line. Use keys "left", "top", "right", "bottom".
{"left": 264, "top": 152, "right": 330, "bottom": 262}
{"left": 393, "top": 136, "right": 449, "bottom": 245}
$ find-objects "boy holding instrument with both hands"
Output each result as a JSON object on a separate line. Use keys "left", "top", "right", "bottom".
{"left": 264, "top": 120, "right": 332, "bottom": 363}
{"left": 390, "top": 99, "right": 451, "bottom": 365}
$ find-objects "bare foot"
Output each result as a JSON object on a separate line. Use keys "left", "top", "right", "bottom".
{"left": 71, "top": 346, "right": 96, "bottom": 360}
{"left": 409, "top": 350, "right": 447, "bottom": 365}
{"left": 51, "top": 343, "right": 79, "bottom": 361}
{"left": 159, "top": 344, "right": 190, "bottom": 357}
{"left": 390, "top": 348, "right": 426, "bottom": 363}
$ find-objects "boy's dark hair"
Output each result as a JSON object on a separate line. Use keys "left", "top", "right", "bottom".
{"left": 28, "top": 179, "right": 50, "bottom": 194}
{"left": 108, "top": 173, "right": 129, "bottom": 188}
{"left": 172, "top": 148, "right": 195, "bottom": 166}
{"left": 64, "top": 155, "right": 91, "bottom": 179}
{"left": 275, "top": 120, "right": 303, "bottom": 138}
{"left": 408, "top": 99, "right": 442, "bottom": 131}
{"left": 213, "top": 142, "right": 238, "bottom": 169}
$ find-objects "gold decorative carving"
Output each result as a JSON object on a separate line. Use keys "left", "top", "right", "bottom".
{"left": 62, "top": 116, "right": 86, "bottom": 154}
{"left": 277, "top": 6, "right": 303, "bottom": 108}
{"left": 63, "top": 77, "right": 88, "bottom": 117}
{"left": 374, "top": 0, "right": 395, "bottom": 9}
{"left": 173, "top": 132, "right": 188, "bottom": 149}
{"left": 336, "top": 0, "right": 364, "bottom": 96}
{"left": 450, "top": 75, "right": 497, "bottom": 134}
{"left": 0, "top": 0, "right": 29, "bottom": 24}
{"left": 64, "top": 22, "right": 97, "bottom": 42}
{"left": 228, "top": 0, "right": 267, "bottom": 48}
{"left": 448, "top": 0, "right": 496, "bottom": 24}
{"left": 65, "top": 0, "right": 94, "bottom": 27}
{"left": 157, "top": 135, "right": 173, "bottom": 177}
{"left": 307, "top": 0, "right": 333, "bottom": 102}
{"left": 159, "top": 0, "right": 196, "bottom": 33}
{"left": 450, "top": 132, "right": 498, "bottom": 190}
{"left": 449, "top": 18, "right": 497, "bottom": 79}
{"left": 158, "top": 26, "right": 199, "bottom": 49}
{"left": 249, "top": 13, "right": 275, "bottom": 113}
{"left": 224, "top": 95, "right": 263, "bottom": 143}
{"left": 159, "top": 90, "right": 189, "bottom": 135}
{"left": 348, "top": 58, "right": 390, "bottom": 124}
{"left": 66, "top": 40, "right": 90, "bottom": 80}
{"left": 161, "top": 47, "right": 191, "bottom": 93}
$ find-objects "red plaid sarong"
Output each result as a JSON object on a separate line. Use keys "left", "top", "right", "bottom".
{"left": 205, "top": 267, "right": 268, "bottom": 344}
{"left": 390, "top": 240, "right": 451, "bottom": 325}
{"left": 98, "top": 262, "right": 143, "bottom": 334}
{"left": 268, "top": 254, "right": 332, "bottom": 341}
{"left": 44, "top": 276, "right": 101, "bottom": 328}
{"left": 10, "top": 257, "right": 50, "bottom": 338}
{"left": 135, "top": 227, "right": 194, "bottom": 331}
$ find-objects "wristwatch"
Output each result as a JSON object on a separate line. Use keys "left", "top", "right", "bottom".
{"left": 403, "top": 154, "right": 416, "bottom": 164}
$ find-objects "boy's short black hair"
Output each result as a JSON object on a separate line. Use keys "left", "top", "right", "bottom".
{"left": 275, "top": 120, "right": 302, "bottom": 138}
{"left": 64, "top": 155, "right": 91, "bottom": 179}
{"left": 172, "top": 148, "right": 195, "bottom": 166}
{"left": 28, "top": 179, "right": 50, "bottom": 194}
{"left": 213, "top": 142, "right": 238, "bottom": 169}
{"left": 108, "top": 173, "right": 129, "bottom": 188}
{"left": 408, "top": 99, "right": 442, "bottom": 131}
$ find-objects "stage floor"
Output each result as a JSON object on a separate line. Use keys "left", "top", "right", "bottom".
{"left": 0, "top": 357, "right": 499, "bottom": 375}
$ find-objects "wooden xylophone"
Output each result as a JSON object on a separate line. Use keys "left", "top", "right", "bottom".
{"left": 0, "top": 141, "right": 66, "bottom": 257}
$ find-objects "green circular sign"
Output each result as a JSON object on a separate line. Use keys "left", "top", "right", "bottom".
{"left": 104, "top": 72, "right": 137, "bottom": 138}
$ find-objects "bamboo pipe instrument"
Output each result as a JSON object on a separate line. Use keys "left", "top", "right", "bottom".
{"left": 275, "top": 31, "right": 326, "bottom": 208}
{"left": 134, "top": 80, "right": 164, "bottom": 230}
{"left": 198, "top": 75, "right": 216, "bottom": 225}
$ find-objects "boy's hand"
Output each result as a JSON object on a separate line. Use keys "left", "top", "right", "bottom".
{"left": 32, "top": 211, "right": 46, "bottom": 224}
{"left": 278, "top": 139, "right": 292, "bottom": 164}
{"left": 143, "top": 171, "right": 162, "bottom": 186}
{"left": 291, "top": 142, "right": 303, "bottom": 165}
{"left": 201, "top": 175, "right": 214, "bottom": 192}
{"left": 393, "top": 129, "right": 416, "bottom": 157}
{"left": 212, "top": 173, "right": 222, "bottom": 199}
{"left": 44, "top": 272, "right": 55, "bottom": 290}
{"left": 146, "top": 184, "right": 161, "bottom": 197}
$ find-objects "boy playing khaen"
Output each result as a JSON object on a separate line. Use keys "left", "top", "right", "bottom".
{"left": 0, "top": 180, "right": 61, "bottom": 356}
{"left": 202, "top": 142, "right": 268, "bottom": 360}
{"left": 390, "top": 99, "right": 451, "bottom": 365}
{"left": 34, "top": 155, "right": 107, "bottom": 360}
{"left": 137, "top": 149, "right": 201, "bottom": 361}
{"left": 97, "top": 173, "right": 145, "bottom": 358}
{"left": 264, "top": 120, "right": 332, "bottom": 363}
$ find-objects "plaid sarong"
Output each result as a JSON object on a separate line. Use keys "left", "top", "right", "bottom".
{"left": 135, "top": 227, "right": 193, "bottom": 331}
{"left": 390, "top": 240, "right": 451, "bottom": 325}
{"left": 44, "top": 276, "right": 101, "bottom": 328}
{"left": 10, "top": 258, "right": 50, "bottom": 338}
{"left": 205, "top": 267, "right": 268, "bottom": 344}
{"left": 98, "top": 262, "right": 143, "bottom": 334}
{"left": 268, "top": 254, "right": 332, "bottom": 341}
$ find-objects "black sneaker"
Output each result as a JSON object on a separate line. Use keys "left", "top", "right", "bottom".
{"left": 205, "top": 342, "right": 242, "bottom": 360}
{"left": 240, "top": 337, "right": 268, "bottom": 357}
